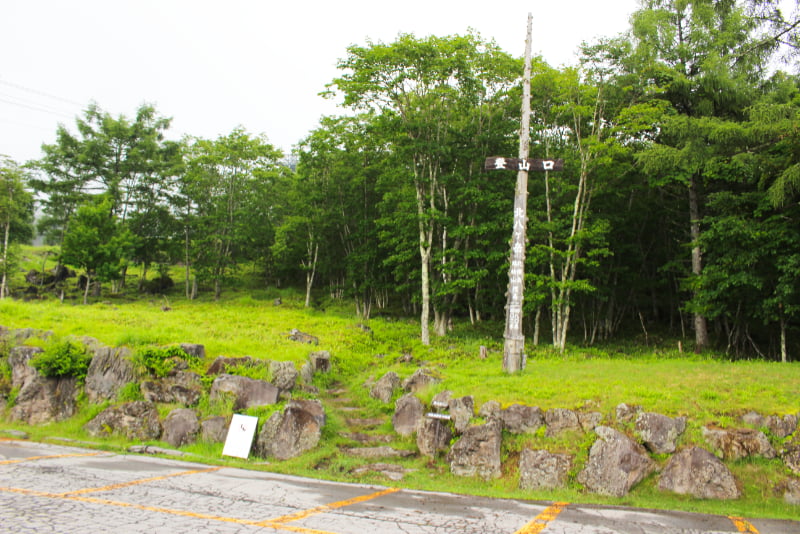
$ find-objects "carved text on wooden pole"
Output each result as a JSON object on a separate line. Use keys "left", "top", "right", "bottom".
{"left": 485, "top": 154, "right": 564, "bottom": 373}
{"left": 484, "top": 157, "right": 564, "bottom": 172}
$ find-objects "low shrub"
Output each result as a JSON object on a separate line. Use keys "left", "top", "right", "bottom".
{"left": 30, "top": 339, "right": 92, "bottom": 381}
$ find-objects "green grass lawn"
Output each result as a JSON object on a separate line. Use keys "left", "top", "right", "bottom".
{"left": 1, "top": 289, "right": 799, "bottom": 521}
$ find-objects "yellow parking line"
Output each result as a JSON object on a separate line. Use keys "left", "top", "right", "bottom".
{"left": 515, "top": 502, "right": 569, "bottom": 534}
{"left": 0, "top": 452, "right": 104, "bottom": 465}
{"left": 263, "top": 487, "right": 401, "bottom": 526}
{"left": 0, "top": 485, "right": 338, "bottom": 534}
{"left": 57, "top": 466, "right": 223, "bottom": 496}
{"left": 729, "top": 516, "right": 760, "bottom": 533}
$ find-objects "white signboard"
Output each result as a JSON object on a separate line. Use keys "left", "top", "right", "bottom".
{"left": 222, "top": 414, "right": 258, "bottom": 459}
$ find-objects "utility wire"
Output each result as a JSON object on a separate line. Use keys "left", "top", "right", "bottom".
{"left": 0, "top": 79, "right": 84, "bottom": 107}
{"left": 0, "top": 91, "right": 76, "bottom": 118}
{"left": 0, "top": 96, "right": 74, "bottom": 119}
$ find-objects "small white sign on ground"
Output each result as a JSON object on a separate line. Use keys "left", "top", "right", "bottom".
{"left": 222, "top": 414, "right": 259, "bottom": 459}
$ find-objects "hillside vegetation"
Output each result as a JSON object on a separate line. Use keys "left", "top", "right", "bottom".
{"left": 1, "top": 272, "right": 799, "bottom": 521}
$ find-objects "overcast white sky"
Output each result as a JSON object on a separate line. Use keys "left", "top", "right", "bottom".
{"left": 1, "top": 0, "right": 641, "bottom": 164}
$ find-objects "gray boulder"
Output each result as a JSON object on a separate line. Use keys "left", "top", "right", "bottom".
{"left": 578, "top": 426, "right": 655, "bottom": 497}
{"left": 616, "top": 403, "right": 642, "bottom": 423}
{"left": 179, "top": 343, "right": 205, "bottom": 360}
{"left": 84, "top": 401, "right": 162, "bottom": 441}
{"left": 447, "top": 421, "right": 503, "bottom": 480}
{"left": 780, "top": 478, "right": 800, "bottom": 505}
{"left": 579, "top": 411, "right": 603, "bottom": 432}
{"left": 658, "top": 446, "right": 741, "bottom": 500}
{"left": 141, "top": 371, "right": 202, "bottom": 406}
{"left": 500, "top": 404, "right": 544, "bottom": 434}
{"left": 270, "top": 361, "right": 298, "bottom": 393}
{"left": 288, "top": 328, "right": 319, "bottom": 345}
{"left": 416, "top": 417, "right": 452, "bottom": 458}
{"left": 519, "top": 449, "right": 572, "bottom": 490}
{"left": 200, "top": 416, "right": 230, "bottom": 443}
{"left": 743, "top": 411, "right": 798, "bottom": 439}
{"left": 702, "top": 425, "right": 776, "bottom": 461}
{"left": 255, "top": 399, "right": 324, "bottom": 460}
{"left": 7, "top": 344, "right": 79, "bottom": 424}
{"left": 10, "top": 374, "right": 79, "bottom": 425}
{"left": 782, "top": 440, "right": 800, "bottom": 475}
{"left": 370, "top": 371, "right": 400, "bottom": 403}
{"left": 392, "top": 394, "right": 424, "bottom": 437}
{"left": 478, "top": 400, "right": 501, "bottom": 421}
{"left": 308, "top": 350, "right": 332, "bottom": 373}
{"left": 162, "top": 408, "right": 200, "bottom": 448}
{"left": 431, "top": 390, "right": 453, "bottom": 408}
{"left": 209, "top": 374, "right": 279, "bottom": 410}
{"left": 544, "top": 408, "right": 582, "bottom": 437}
{"left": 402, "top": 368, "right": 440, "bottom": 393}
{"left": 741, "top": 411, "right": 765, "bottom": 428}
{"left": 205, "top": 356, "right": 253, "bottom": 376}
{"left": 448, "top": 396, "right": 475, "bottom": 434}
{"left": 1, "top": 327, "right": 52, "bottom": 346}
{"left": 84, "top": 345, "right": 137, "bottom": 402}
{"left": 300, "top": 362, "right": 315, "bottom": 385}
{"left": 766, "top": 414, "right": 798, "bottom": 439}
{"left": 635, "top": 412, "right": 687, "bottom": 454}
{"left": 8, "top": 346, "right": 42, "bottom": 389}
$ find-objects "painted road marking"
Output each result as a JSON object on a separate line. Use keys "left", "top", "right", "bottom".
{"left": 0, "top": 452, "right": 104, "bottom": 465}
{"left": 263, "top": 487, "right": 401, "bottom": 526}
{"left": 514, "top": 502, "right": 569, "bottom": 534}
{"left": 0, "top": 485, "right": 338, "bottom": 534}
{"left": 56, "top": 466, "right": 222, "bottom": 496}
{"left": 729, "top": 516, "right": 760, "bottom": 533}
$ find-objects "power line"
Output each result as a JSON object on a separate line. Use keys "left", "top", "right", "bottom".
{"left": 0, "top": 96, "right": 75, "bottom": 119}
{"left": 0, "top": 79, "right": 84, "bottom": 107}
{"left": 0, "top": 91, "right": 76, "bottom": 118}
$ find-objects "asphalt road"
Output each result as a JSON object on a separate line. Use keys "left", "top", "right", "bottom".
{"left": 1, "top": 438, "right": 797, "bottom": 533}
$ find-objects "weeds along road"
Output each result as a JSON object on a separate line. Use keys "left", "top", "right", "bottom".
{"left": 1, "top": 439, "right": 798, "bottom": 534}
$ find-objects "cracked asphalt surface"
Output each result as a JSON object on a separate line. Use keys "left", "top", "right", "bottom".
{"left": 1, "top": 439, "right": 798, "bottom": 533}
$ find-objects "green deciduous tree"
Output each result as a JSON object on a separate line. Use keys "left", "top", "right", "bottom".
{"left": 330, "top": 31, "right": 518, "bottom": 343}
{"left": 0, "top": 157, "right": 34, "bottom": 298}
{"left": 181, "top": 128, "right": 285, "bottom": 299}
{"left": 60, "top": 196, "right": 134, "bottom": 304}
{"left": 32, "top": 103, "right": 182, "bottom": 290}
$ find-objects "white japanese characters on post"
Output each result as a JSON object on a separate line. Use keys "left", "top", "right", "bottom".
{"left": 484, "top": 156, "right": 563, "bottom": 374}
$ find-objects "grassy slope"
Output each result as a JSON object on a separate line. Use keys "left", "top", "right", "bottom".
{"left": 1, "top": 291, "right": 799, "bottom": 521}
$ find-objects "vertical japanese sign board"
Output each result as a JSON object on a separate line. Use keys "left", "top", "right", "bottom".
{"left": 222, "top": 414, "right": 259, "bottom": 459}
{"left": 484, "top": 156, "right": 564, "bottom": 373}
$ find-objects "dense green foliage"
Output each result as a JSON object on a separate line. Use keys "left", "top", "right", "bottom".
{"left": 130, "top": 345, "right": 198, "bottom": 378}
{"left": 3, "top": 0, "right": 799, "bottom": 361}
{"left": 29, "top": 339, "right": 91, "bottom": 381}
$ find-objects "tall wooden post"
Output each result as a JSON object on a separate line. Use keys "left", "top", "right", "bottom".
{"left": 484, "top": 15, "right": 563, "bottom": 372}
{"left": 503, "top": 13, "right": 533, "bottom": 373}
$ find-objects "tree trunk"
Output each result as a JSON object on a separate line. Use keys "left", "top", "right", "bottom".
{"left": 304, "top": 242, "right": 319, "bottom": 308}
{"left": 419, "top": 245, "right": 431, "bottom": 345}
{"left": 688, "top": 174, "right": 709, "bottom": 352}
{"left": 184, "top": 226, "right": 191, "bottom": 299}
{"left": 780, "top": 313, "right": 787, "bottom": 363}
{"left": 83, "top": 273, "right": 91, "bottom": 305}
{"left": 0, "top": 219, "right": 9, "bottom": 299}
{"left": 415, "top": 162, "right": 435, "bottom": 346}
